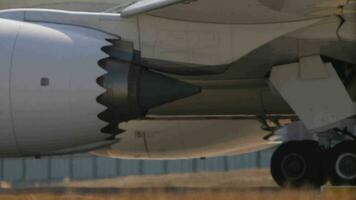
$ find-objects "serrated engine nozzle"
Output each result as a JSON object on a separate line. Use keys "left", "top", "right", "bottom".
{"left": 97, "top": 39, "right": 201, "bottom": 137}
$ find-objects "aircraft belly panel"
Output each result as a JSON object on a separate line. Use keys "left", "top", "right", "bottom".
{"left": 148, "top": 0, "right": 346, "bottom": 24}
{"left": 139, "top": 15, "right": 323, "bottom": 66}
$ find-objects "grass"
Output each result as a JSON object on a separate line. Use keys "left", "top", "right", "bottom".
{"left": 0, "top": 169, "right": 354, "bottom": 200}
{"left": 60, "top": 169, "right": 276, "bottom": 188}
{"left": 0, "top": 189, "right": 354, "bottom": 200}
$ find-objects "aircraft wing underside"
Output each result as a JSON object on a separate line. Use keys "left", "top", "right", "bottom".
{"left": 0, "top": 0, "right": 354, "bottom": 24}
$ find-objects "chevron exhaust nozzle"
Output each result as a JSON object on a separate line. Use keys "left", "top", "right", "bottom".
{"left": 97, "top": 39, "right": 201, "bottom": 137}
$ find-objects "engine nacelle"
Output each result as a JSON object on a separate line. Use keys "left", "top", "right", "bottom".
{"left": 0, "top": 18, "right": 200, "bottom": 157}
{"left": 93, "top": 119, "right": 276, "bottom": 160}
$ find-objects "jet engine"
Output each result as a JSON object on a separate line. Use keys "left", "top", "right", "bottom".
{"left": 0, "top": 18, "right": 200, "bottom": 157}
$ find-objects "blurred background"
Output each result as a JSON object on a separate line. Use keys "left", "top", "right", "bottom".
{"left": 0, "top": 148, "right": 275, "bottom": 188}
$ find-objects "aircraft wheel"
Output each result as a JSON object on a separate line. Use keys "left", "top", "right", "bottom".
{"left": 329, "top": 141, "right": 356, "bottom": 186}
{"left": 271, "top": 141, "right": 326, "bottom": 188}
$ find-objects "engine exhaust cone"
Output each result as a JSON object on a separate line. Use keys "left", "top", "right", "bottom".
{"left": 97, "top": 39, "right": 201, "bottom": 137}
{"left": 139, "top": 70, "right": 201, "bottom": 110}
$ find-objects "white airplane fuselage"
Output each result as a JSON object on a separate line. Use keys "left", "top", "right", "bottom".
{"left": 0, "top": 7, "right": 312, "bottom": 159}
{"left": 0, "top": 0, "right": 354, "bottom": 158}
{"left": 0, "top": 0, "right": 356, "bottom": 188}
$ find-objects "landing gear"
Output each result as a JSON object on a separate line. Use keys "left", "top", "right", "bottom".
{"left": 271, "top": 141, "right": 326, "bottom": 188}
{"left": 271, "top": 140, "right": 356, "bottom": 188}
{"left": 328, "top": 141, "right": 356, "bottom": 186}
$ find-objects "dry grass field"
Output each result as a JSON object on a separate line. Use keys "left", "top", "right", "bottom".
{"left": 0, "top": 189, "right": 354, "bottom": 200}
{"left": 62, "top": 169, "right": 277, "bottom": 188}
{"left": 0, "top": 169, "right": 354, "bottom": 200}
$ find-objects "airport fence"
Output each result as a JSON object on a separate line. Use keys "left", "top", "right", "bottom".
{"left": 0, "top": 148, "right": 275, "bottom": 187}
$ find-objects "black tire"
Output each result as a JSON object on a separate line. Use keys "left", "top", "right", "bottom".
{"left": 329, "top": 141, "right": 356, "bottom": 186}
{"left": 271, "top": 141, "right": 326, "bottom": 188}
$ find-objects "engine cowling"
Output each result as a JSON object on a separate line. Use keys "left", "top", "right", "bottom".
{"left": 0, "top": 18, "right": 200, "bottom": 157}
